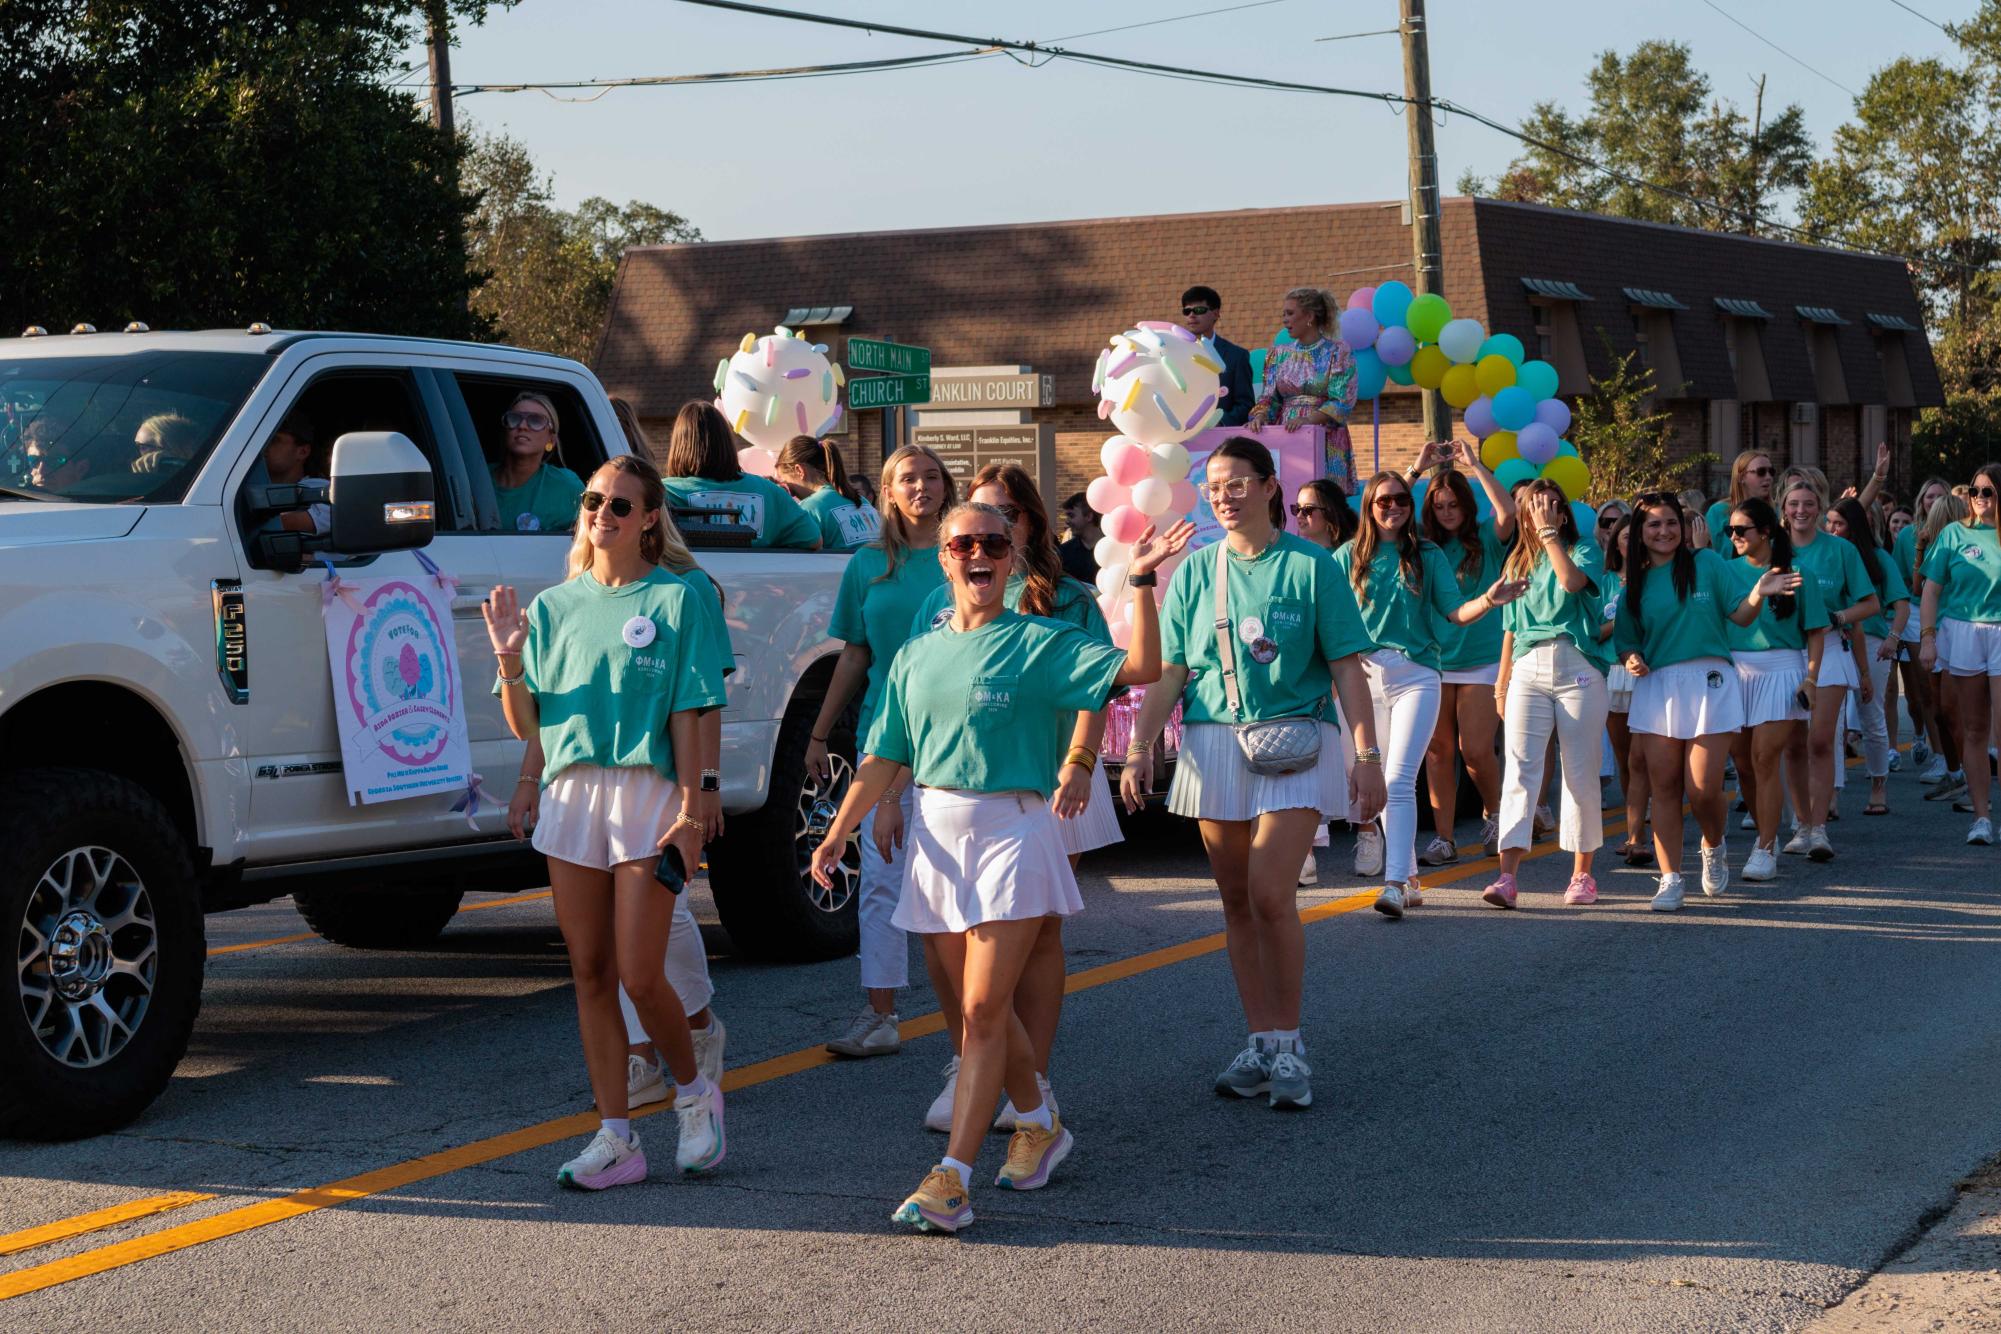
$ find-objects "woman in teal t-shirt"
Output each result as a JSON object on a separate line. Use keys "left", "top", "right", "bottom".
{"left": 809, "top": 500, "right": 1185, "bottom": 1234}
{"left": 660, "top": 402, "right": 821, "bottom": 550}
{"left": 1614, "top": 494, "right": 1796, "bottom": 910}
{"left": 775, "top": 434, "right": 881, "bottom": 552}
{"left": 1411, "top": 439, "right": 1518, "bottom": 868}
{"left": 490, "top": 391, "right": 586, "bottom": 534}
{"left": 1120, "top": 436, "right": 1388, "bottom": 1114}
{"left": 1892, "top": 476, "right": 1953, "bottom": 776}
{"left": 1827, "top": 497, "right": 1909, "bottom": 818}
{"left": 1918, "top": 462, "right": 2001, "bottom": 845}
{"left": 484, "top": 455, "right": 729, "bottom": 1191}
{"left": 1703, "top": 450, "right": 1776, "bottom": 548}
{"left": 806, "top": 444, "right": 952, "bottom": 1061}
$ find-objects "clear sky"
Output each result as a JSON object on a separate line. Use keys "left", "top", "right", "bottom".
{"left": 411, "top": 0, "right": 1970, "bottom": 243}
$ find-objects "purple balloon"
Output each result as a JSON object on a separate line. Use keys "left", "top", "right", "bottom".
{"left": 1375, "top": 325, "right": 1417, "bottom": 367}
{"left": 1337, "top": 307, "right": 1380, "bottom": 350}
{"left": 1463, "top": 396, "right": 1497, "bottom": 439}
{"left": 1516, "top": 421, "right": 1560, "bottom": 467}
{"left": 1534, "top": 397, "right": 1572, "bottom": 436}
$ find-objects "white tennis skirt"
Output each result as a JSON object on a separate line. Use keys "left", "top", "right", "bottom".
{"left": 1605, "top": 661, "right": 1635, "bottom": 714}
{"left": 894, "top": 788, "right": 1083, "bottom": 935}
{"left": 1056, "top": 761, "right": 1123, "bottom": 855}
{"left": 1440, "top": 662, "right": 1501, "bottom": 686}
{"left": 1628, "top": 657, "right": 1745, "bottom": 740}
{"left": 533, "top": 764, "right": 678, "bottom": 870}
{"left": 1166, "top": 720, "right": 1349, "bottom": 823}
{"left": 1812, "top": 636, "right": 1861, "bottom": 690}
{"left": 1941, "top": 617, "right": 2001, "bottom": 676}
{"left": 1735, "top": 648, "right": 1809, "bottom": 727}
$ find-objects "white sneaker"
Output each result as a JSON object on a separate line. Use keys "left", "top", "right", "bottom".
{"left": 993, "top": 1073, "right": 1059, "bottom": 1132}
{"left": 1403, "top": 877, "right": 1425, "bottom": 907}
{"left": 1700, "top": 842, "right": 1728, "bottom": 897}
{"left": 1920, "top": 753, "right": 1948, "bottom": 784}
{"left": 693, "top": 1013, "right": 727, "bottom": 1087}
{"left": 1782, "top": 825, "right": 1810, "bottom": 856}
{"left": 826, "top": 1005, "right": 900, "bottom": 1057}
{"left": 1354, "top": 826, "right": 1385, "bottom": 877}
{"left": 1479, "top": 815, "right": 1500, "bottom": 856}
{"left": 1740, "top": 811, "right": 1757, "bottom": 830}
{"left": 1742, "top": 843, "right": 1778, "bottom": 882}
{"left": 1807, "top": 825, "right": 1834, "bottom": 862}
{"left": 1888, "top": 750, "right": 1903, "bottom": 773}
{"left": 1418, "top": 836, "right": 1456, "bottom": 866}
{"left": 1650, "top": 874, "right": 1686, "bottom": 912}
{"left": 924, "top": 1056, "right": 960, "bottom": 1132}
{"left": 1534, "top": 805, "right": 1557, "bottom": 840}
{"left": 1374, "top": 882, "right": 1406, "bottom": 919}
{"left": 1298, "top": 850, "right": 1317, "bottom": 886}
{"left": 1970, "top": 818, "right": 1995, "bottom": 846}
{"left": 558, "top": 1126, "right": 646, "bottom": 1190}
{"left": 673, "top": 1082, "right": 726, "bottom": 1174}
{"left": 627, "top": 1053, "right": 668, "bottom": 1109}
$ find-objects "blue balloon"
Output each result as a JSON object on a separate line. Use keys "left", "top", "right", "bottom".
{"left": 1494, "top": 458, "right": 1538, "bottom": 491}
{"left": 1478, "top": 333, "right": 1526, "bottom": 366}
{"left": 1346, "top": 492, "right": 1364, "bottom": 514}
{"left": 1372, "top": 280, "right": 1414, "bottom": 329}
{"left": 1386, "top": 360, "right": 1415, "bottom": 386}
{"left": 1555, "top": 439, "right": 1580, "bottom": 460}
{"left": 1352, "top": 346, "right": 1387, "bottom": 400}
{"left": 1274, "top": 327, "right": 1297, "bottom": 346}
{"left": 1516, "top": 359, "right": 1560, "bottom": 401}
{"left": 1491, "top": 385, "right": 1537, "bottom": 432}
{"left": 1571, "top": 501, "right": 1599, "bottom": 545}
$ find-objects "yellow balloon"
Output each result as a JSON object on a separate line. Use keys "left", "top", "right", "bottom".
{"left": 1410, "top": 344, "right": 1450, "bottom": 390}
{"left": 1480, "top": 431, "right": 1519, "bottom": 469}
{"left": 1474, "top": 353, "right": 1517, "bottom": 397}
{"left": 1541, "top": 454, "right": 1591, "bottom": 501}
{"left": 1441, "top": 363, "right": 1480, "bottom": 409}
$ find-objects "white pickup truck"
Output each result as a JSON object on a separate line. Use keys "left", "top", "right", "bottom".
{"left": 0, "top": 328, "right": 863, "bottom": 1139}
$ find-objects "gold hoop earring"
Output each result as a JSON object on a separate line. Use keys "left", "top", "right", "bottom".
{"left": 543, "top": 440, "right": 554, "bottom": 453}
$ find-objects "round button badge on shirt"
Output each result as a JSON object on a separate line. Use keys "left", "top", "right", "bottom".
{"left": 622, "top": 616, "right": 657, "bottom": 649}
{"left": 1238, "top": 616, "right": 1265, "bottom": 644}
{"left": 516, "top": 513, "right": 541, "bottom": 532}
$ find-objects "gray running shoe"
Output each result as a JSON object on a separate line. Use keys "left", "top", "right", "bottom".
{"left": 1268, "top": 1051, "right": 1313, "bottom": 1109}
{"left": 1926, "top": 773, "right": 1969, "bottom": 802}
{"left": 1215, "top": 1042, "right": 1272, "bottom": 1098}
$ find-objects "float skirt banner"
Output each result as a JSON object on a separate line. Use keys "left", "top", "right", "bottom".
{"left": 323, "top": 574, "right": 473, "bottom": 805}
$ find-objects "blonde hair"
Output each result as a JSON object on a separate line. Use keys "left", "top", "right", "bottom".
{"left": 1283, "top": 286, "right": 1334, "bottom": 335}
{"left": 1780, "top": 465, "right": 1828, "bottom": 510}
{"left": 1915, "top": 492, "right": 1969, "bottom": 571}
{"left": 871, "top": 444, "right": 956, "bottom": 581}
{"left": 564, "top": 455, "right": 673, "bottom": 579}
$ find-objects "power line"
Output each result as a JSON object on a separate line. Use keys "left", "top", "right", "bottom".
{"left": 1316, "top": 28, "right": 1404, "bottom": 43}
{"left": 1045, "top": 0, "right": 1299, "bottom": 44}
{"left": 453, "top": 49, "right": 997, "bottom": 100}
{"left": 1885, "top": 0, "right": 1951, "bottom": 34}
{"left": 1697, "top": 0, "right": 1858, "bottom": 97}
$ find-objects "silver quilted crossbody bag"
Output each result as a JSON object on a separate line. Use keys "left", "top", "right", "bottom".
{"left": 1212, "top": 541, "right": 1322, "bottom": 776}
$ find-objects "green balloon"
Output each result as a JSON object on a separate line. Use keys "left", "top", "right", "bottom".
{"left": 1494, "top": 458, "right": 1538, "bottom": 491}
{"left": 1404, "top": 293, "right": 1452, "bottom": 343}
{"left": 1386, "top": 361, "right": 1415, "bottom": 386}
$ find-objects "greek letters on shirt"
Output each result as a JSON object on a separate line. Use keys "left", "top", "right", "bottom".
{"left": 969, "top": 676, "right": 1017, "bottom": 714}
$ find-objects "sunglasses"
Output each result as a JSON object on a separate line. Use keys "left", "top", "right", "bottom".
{"left": 1746, "top": 465, "right": 1774, "bottom": 477}
{"left": 1201, "top": 476, "right": 1256, "bottom": 501}
{"left": 944, "top": 533, "right": 1012, "bottom": 560}
{"left": 1724, "top": 523, "right": 1756, "bottom": 539}
{"left": 1289, "top": 503, "right": 1328, "bottom": 519}
{"left": 1973, "top": 485, "right": 1998, "bottom": 499}
{"left": 580, "top": 490, "right": 638, "bottom": 518}
{"left": 1596, "top": 515, "right": 1620, "bottom": 527}
{"left": 1182, "top": 305, "right": 1213, "bottom": 317}
{"left": 989, "top": 502, "right": 1023, "bottom": 524}
{"left": 1372, "top": 493, "right": 1412, "bottom": 510}
{"left": 503, "top": 411, "right": 552, "bottom": 431}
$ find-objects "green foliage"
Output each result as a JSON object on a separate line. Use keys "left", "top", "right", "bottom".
{"left": 1572, "top": 343, "right": 1713, "bottom": 501}
{"left": 462, "top": 131, "right": 701, "bottom": 363}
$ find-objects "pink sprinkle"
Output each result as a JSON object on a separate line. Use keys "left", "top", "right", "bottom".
{"left": 796, "top": 401, "right": 809, "bottom": 432}
{"left": 763, "top": 339, "right": 775, "bottom": 368}
{"left": 1097, "top": 399, "right": 1113, "bottom": 420}
{"left": 1106, "top": 352, "right": 1141, "bottom": 379}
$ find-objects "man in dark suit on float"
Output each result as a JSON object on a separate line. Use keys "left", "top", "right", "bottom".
{"left": 1180, "top": 285, "right": 1254, "bottom": 427}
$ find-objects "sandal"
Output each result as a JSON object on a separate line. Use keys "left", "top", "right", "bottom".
{"left": 1621, "top": 840, "right": 1652, "bottom": 866}
{"left": 1864, "top": 803, "right": 1888, "bottom": 816}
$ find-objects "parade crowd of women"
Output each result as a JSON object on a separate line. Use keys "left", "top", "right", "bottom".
{"left": 479, "top": 386, "right": 2000, "bottom": 1234}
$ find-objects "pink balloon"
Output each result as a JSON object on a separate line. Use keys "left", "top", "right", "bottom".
{"left": 1085, "top": 475, "right": 1129, "bottom": 514}
{"left": 1347, "top": 286, "right": 1377, "bottom": 311}
{"left": 1170, "top": 479, "right": 1199, "bottom": 514}
{"left": 1099, "top": 435, "right": 1139, "bottom": 473}
{"left": 1108, "top": 444, "right": 1151, "bottom": 487}
{"left": 1104, "top": 505, "right": 1148, "bottom": 545}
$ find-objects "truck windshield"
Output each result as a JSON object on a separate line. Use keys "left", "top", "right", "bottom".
{"left": 0, "top": 350, "right": 268, "bottom": 504}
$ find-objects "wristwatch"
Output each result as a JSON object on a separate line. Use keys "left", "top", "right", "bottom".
{"left": 699, "top": 769, "right": 720, "bottom": 793}
{"left": 1128, "top": 570, "right": 1157, "bottom": 587}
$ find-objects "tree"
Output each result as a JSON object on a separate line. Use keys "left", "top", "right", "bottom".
{"left": 1572, "top": 343, "right": 1713, "bottom": 501}
{"left": 0, "top": 2, "right": 506, "bottom": 337}
{"left": 462, "top": 130, "right": 701, "bottom": 363}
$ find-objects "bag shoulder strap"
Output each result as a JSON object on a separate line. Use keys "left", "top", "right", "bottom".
{"left": 1213, "top": 540, "right": 1243, "bottom": 721}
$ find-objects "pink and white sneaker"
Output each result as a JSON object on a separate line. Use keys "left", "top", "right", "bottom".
{"left": 1563, "top": 874, "right": 1599, "bottom": 905}
{"left": 1480, "top": 873, "right": 1518, "bottom": 910}
{"left": 557, "top": 1126, "right": 646, "bottom": 1190}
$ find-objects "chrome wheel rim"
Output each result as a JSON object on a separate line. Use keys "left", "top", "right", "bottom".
{"left": 17, "top": 847, "right": 157, "bottom": 1068}
{"left": 797, "top": 752, "right": 859, "bottom": 914}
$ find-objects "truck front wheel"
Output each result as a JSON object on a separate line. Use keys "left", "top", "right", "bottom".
{"left": 0, "top": 768, "right": 205, "bottom": 1140}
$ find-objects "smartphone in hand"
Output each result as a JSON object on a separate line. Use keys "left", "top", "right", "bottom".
{"left": 654, "top": 845, "right": 688, "bottom": 895}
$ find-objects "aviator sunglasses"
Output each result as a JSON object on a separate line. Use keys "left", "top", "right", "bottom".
{"left": 580, "top": 490, "right": 638, "bottom": 518}
{"left": 944, "top": 533, "right": 1013, "bottom": 560}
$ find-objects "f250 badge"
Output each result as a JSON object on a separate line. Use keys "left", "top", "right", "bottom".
{"left": 212, "top": 580, "right": 248, "bottom": 704}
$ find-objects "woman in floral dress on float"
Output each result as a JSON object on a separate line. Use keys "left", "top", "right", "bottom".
{"left": 1248, "top": 286, "right": 1360, "bottom": 494}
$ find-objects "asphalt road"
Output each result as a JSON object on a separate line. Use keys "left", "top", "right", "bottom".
{"left": 3, "top": 760, "right": 1999, "bottom": 1332}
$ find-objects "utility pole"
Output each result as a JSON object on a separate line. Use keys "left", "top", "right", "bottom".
{"left": 426, "top": 0, "right": 455, "bottom": 137}
{"left": 1400, "top": 0, "right": 1447, "bottom": 440}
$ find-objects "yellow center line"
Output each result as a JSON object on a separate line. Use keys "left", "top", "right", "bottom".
{"left": 0, "top": 1194, "right": 214, "bottom": 1258}
{"left": 0, "top": 826, "right": 1599, "bottom": 1300}
{"left": 205, "top": 890, "right": 555, "bottom": 958}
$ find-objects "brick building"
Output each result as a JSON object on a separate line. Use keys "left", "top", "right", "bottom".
{"left": 595, "top": 196, "right": 1942, "bottom": 503}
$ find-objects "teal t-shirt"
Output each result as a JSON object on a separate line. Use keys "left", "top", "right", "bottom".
{"left": 1613, "top": 547, "right": 1744, "bottom": 669}
{"left": 830, "top": 542, "right": 948, "bottom": 744}
{"left": 663, "top": 474, "right": 821, "bottom": 550}
{"left": 1857, "top": 548, "right": 1910, "bottom": 640}
{"left": 1434, "top": 523, "right": 1508, "bottom": 672}
{"left": 911, "top": 574, "right": 1109, "bottom": 643}
{"left": 1724, "top": 555, "right": 1826, "bottom": 653}
{"left": 514, "top": 569, "right": 729, "bottom": 786}
{"left": 1330, "top": 539, "right": 1467, "bottom": 671}
{"left": 1704, "top": 499, "right": 1734, "bottom": 544}
{"left": 865, "top": 611, "right": 1128, "bottom": 797}
{"left": 1598, "top": 571, "right": 1622, "bottom": 651}
{"left": 1503, "top": 540, "right": 1611, "bottom": 671}
{"left": 1920, "top": 521, "right": 2001, "bottom": 623}
{"left": 1892, "top": 524, "right": 1920, "bottom": 590}
{"left": 1162, "top": 532, "right": 1373, "bottom": 724}
{"left": 493, "top": 462, "right": 584, "bottom": 535}
{"left": 800, "top": 486, "right": 882, "bottom": 552}
{"left": 1792, "top": 533, "right": 1874, "bottom": 619}
{"left": 676, "top": 565, "right": 737, "bottom": 678}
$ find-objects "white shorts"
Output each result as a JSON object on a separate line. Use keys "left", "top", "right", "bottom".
{"left": 532, "top": 765, "right": 679, "bottom": 869}
{"left": 895, "top": 788, "right": 1083, "bottom": 934}
{"left": 1735, "top": 648, "right": 1809, "bottom": 727}
{"left": 1606, "top": 662, "right": 1635, "bottom": 714}
{"left": 1940, "top": 617, "right": 2001, "bottom": 676}
{"left": 1440, "top": 663, "right": 1501, "bottom": 686}
{"left": 1166, "top": 721, "right": 1349, "bottom": 823}
{"left": 1629, "top": 657, "right": 1745, "bottom": 740}
{"left": 1812, "top": 636, "right": 1861, "bottom": 691}
{"left": 1056, "top": 761, "right": 1123, "bottom": 855}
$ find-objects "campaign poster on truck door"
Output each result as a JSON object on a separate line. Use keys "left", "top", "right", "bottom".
{"left": 322, "top": 574, "right": 473, "bottom": 805}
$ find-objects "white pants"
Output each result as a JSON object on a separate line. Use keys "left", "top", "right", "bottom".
{"left": 858, "top": 777, "right": 915, "bottom": 991}
{"left": 1363, "top": 649, "right": 1441, "bottom": 885}
{"left": 1856, "top": 634, "right": 1894, "bottom": 780}
{"left": 1500, "top": 639, "right": 1609, "bottom": 854}
{"left": 619, "top": 898, "right": 714, "bottom": 1044}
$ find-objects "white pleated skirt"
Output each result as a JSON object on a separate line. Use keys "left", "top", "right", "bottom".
{"left": 1628, "top": 657, "right": 1745, "bottom": 740}
{"left": 1056, "top": 761, "right": 1123, "bottom": 855}
{"left": 532, "top": 764, "right": 679, "bottom": 870}
{"left": 1605, "top": 661, "right": 1635, "bottom": 714}
{"left": 894, "top": 788, "right": 1083, "bottom": 935}
{"left": 1166, "top": 721, "right": 1349, "bottom": 823}
{"left": 1735, "top": 647, "right": 1809, "bottom": 727}
{"left": 1812, "top": 637, "right": 1860, "bottom": 690}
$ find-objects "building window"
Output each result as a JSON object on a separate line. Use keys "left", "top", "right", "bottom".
{"left": 1530, "top": 301, "right": 1553, "bottom": 362}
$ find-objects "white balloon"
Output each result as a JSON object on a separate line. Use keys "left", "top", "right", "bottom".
{"left": 737, "top": 446, "right": 777, "bottom": 478}
{"left": 1093, "top": 535, "right": 1131, "bottom": 568}
{"left": 1437, "top": 318, "right": 1485, "bottom": 364}
{"left": 715, "top": 329, "right": 842, "bottom": 449}
{"left": 1096, "top": 563, "right": 1129, "bottom": 600}
{"left": 1148, "top": 440, "right": 1191, "bottom": 482}
{"left": 1131, "top": 477, "right": 1172, "bottom": 517}
{"left": 1098, "top": 322, "right": 1226, "bottom": 446}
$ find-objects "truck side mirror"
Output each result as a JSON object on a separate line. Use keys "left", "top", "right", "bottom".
{"left": 328, "top": 431, "right": 435, "bottom": 554}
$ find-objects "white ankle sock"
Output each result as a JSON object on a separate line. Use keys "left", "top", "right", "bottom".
{"left": 942, "top": 1156, "right": 974, "bottom": 1185}
{"left": 602, "top": 1117, "right": 632, "bottom": 1143}
{"left": 1270, "top": 1029, "right": 1303, "bottom": 1054}
{"left": 1016, "top": 1101, "right": 1054, "bottom": 1131}
{"left": 676, "top": 1075, "right": 710, "bottom": 1101}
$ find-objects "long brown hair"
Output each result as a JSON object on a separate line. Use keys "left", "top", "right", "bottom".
{"left": 969, "top": 462, "right": 1061, "bottom": 616}
{"left": 1420, "top": 467, "right": 1485, "bottom": 582}
{"left": 777, "top": 433, "right": 861, "bottom": 503}
{"left": 566, "top": 455, "right": 669, "bottom": 579}
{"left": 1727, "top": 450, "right": 1771, "bottom": 507}
{"left": 1351, "top": 471, "right": 1422, "bottom": 607}
{"left": 1502, "top": 479, "right": 1580, "bottom": 584}
{"left": 664, "top": 401, "right": 742, "bottom": 481}
{"left": 873, "top": 443, "right": 957, "bottom": 581}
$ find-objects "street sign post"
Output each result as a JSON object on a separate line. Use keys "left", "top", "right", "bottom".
{"left": 849, "top": 372, "right": 932, "bottom": 410}
{"left": 847, "top": 338, "right": 931, "bottom": 376}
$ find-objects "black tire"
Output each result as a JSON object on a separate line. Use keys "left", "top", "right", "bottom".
{"left": 293, "top": 886, "right": 465, "bottom": 950}
{"left": 706, "top": 686, "right": 861, "bottom": 962}
{"left": 0, "top": 767, "right": 205, "bottom": 1140}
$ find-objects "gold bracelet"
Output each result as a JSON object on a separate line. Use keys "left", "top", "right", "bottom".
{"left": 515, "top": 775, "right": 537, "bottom": 787}
{"left": 1064, "top": 746, "right": 1098, "bottom": 770}
{"left": 673, "top": 812, "right": 706, "bottom": 834}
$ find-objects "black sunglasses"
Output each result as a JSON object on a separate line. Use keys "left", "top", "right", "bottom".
{"left": 1372, "top": 493, "right": 1412, "bottom": 510}
{"left": 1724, "top": 523, "right": 1756, "bottom": 539}
{"left": 1182, "top": 305, "right": 1213, "bottom": 317}
{"left": 580, "top": 490, "right": 637, "bottom": 518}
{"left": 944, "top": 533, "right": 1012, "bottom": 560}
{"left": 503, "top": 410, "right": 553, "bottom": 431}
{"left": 1746, "top": 464, "right": 1774, "bottom": 476}
{"left": 1289, "top": 503, "right": 1328, "bottom": 518}
{"left": 990, "top": 502, "right": 1023, "bottom": 524}
{"left": 1973, "top": 485, "right": 1998, "bottom": 499}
